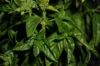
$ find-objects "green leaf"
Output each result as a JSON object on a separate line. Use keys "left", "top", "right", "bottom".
{"left": 13, "top": 0, "right": 21, "bottom": 6}
{"left": 0, "top": 51, "right": 18, "bottom": 66}
{"left": 58, "top": 9, "right": 65, "bottom": 19}
{"left": 46, "top": 5, "right": 59, "bottom": 12}
{"left": 73, "top": 28, "right": 88, "bottom": 48}
{"left": 47, "top": 32, "right": 58, "bottom": 42}
{"left": 75, "top": 0, "right": 79, "bottom": 8}
{"left": 47, "top": 32, "right": 68, "bottom": 42}
{"left": 38, "top": 0, "right": 49, "bottom": 8}
{"left": 72, "top": 13, "right": 85, "bottom": 34}
{"left": 55, "top": 18, "right": 69, "bottom": 33}
{"left": 8, "top": 29, "right": 16, "bottom": 41}
{"left": 0, "top": 4, "right": 11, "bottom": 12}
{"left": 50, "top": 40, "right": 63, "bottom": 60}
{"left": 33, "top": 40, "right": 43, "bottom": 57}
{"left": 67, "top": 37, "right": 75, "bottom": 52}
{"left": 42, "top": 40, "right": 57, "bottom": 62}
{"left": 59, "top": 10, "right": 73, "bottom": 23}
{"left": 81, "top": 0, "right": 85, "bottom": 2}
{"left": 67, "top": 49, "right": 76, "bottom": 66}
{"left": 33, "top": 29, "right": 45, "bottom": 56}
{"left": 83, "top": 1, "right": 92, "bottom": 10}
{"left": 73, "top": 28, "right": 99, "bottom": 57}
{"left": 66, "top": 38, "right": 76, "bottom": 66}
{"left": 15, "top": 0, "right": 36, "bottom": 15}
{"left": 77, "top": 43, "right": 91, "bottom": 66}
{"left": 64, "top": 0, "right": 72, "bottom": 9}
{"left": 35, "top": 29, "right": 45, "bottom": 40}
{"left": 26, "top": 15, "right": 41, "bottom": 37}
{"left": 45, "top": 58, "right": 53, "bottom": 66}
{"left": 21, "top": 52, "right": 41, "bottom": 66}
{"left": 13, "top": 37, "right": 34, "bottom": 51}
{"left": 92, "top": 13, "right": 100, "bottom": 46}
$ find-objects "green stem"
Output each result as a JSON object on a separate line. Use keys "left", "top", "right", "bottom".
{"left": 42, "top": 9, "right": 47, "bottom": 38}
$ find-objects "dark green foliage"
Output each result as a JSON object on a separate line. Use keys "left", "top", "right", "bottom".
{"left": 0, "top": 0, "right": 100, "bottom": 66}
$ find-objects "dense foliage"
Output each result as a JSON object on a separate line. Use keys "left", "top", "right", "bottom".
{"left": 0, "top": 0, "right": 100, "bottom": 66}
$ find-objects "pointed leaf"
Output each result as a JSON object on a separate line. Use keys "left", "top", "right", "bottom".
{"left": 72, "top": 13, "right": 85, "bottom": 34}
{"left": 35, "top": 29, "right": 45, "bottom": 40}
{"left": 46, "top": 5, "right": 59, "bottom": 12}
{"left": 92, "top": 13, "right": 100, "bottom": 46}
{"left": 64, "top": 0, "right": 72, "bottom": 9}
{"left": 13, "top": 37, "right": 34, "bottom": 51}
{"left": 66, "top": 38, "right": 76, "bottom": 66}
{"left": 42, "top": 40, "right": 57, "bottom": 62}
{"left": 26, "top": 15, "right": 41, "bottom": 37}
{"left": 55, "top": 18, "right": 69, "bottom": 33}
{"left": 33, "top": 40, "right": 43, "bottom": 57}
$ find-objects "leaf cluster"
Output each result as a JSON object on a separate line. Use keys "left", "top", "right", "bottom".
{"left": 0, "top": 0, "right": 100, "bottom": 66}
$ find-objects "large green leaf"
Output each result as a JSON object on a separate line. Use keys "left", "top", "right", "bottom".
{"left": 26, "top": 15, "right": 41, "bottom": 37}
{"left": 92, "top": 13, "right": 100, "bottom": 46}
{"left": 73, "top": 28, "right": 89, "bottom": 49}
{"left": 73, "top": 28, "right": 99, "bottom": 57}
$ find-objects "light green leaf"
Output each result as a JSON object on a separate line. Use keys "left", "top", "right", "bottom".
{"left": 0, "top": 51, "right": 18, "bottom": 66}
{"left": 8, "top": 29, "right": 16, "bottom": 41}
{"left": 46, "top": 5, "right": 59, "bottom": 12}
{"left": 82, "top": 0, "right": 85, "bottom": 2}
{"left": 75, "top": 0, "right": 79, "bottom": 8}
{"left": 26, "top": 15, "right": 41, "bottom": 37}
{"left": 13, "top": 37, "right": 34, "bottom": 51}
{"left": 38, "top": 0, "right": 49, "bottom": 8}
{"left": 58, "top": 9, "right": 65, "bottom": 19}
